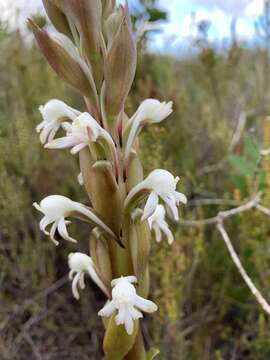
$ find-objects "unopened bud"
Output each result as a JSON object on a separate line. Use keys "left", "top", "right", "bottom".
{"left": 104, "top": 10, "right": 137, "bottom": 117}
{"left": 42, "top": 0, "right": 72, "bottom": 38}
{"left": 103, "top": 313, "right": 139, "bottom": 359}
{"left": 102, "top": 0, "right": 116, "bottom": 18}
{"left": 29, "top": 19, "right": 98, "bottom": 103}
{"left": 79, "top": 156, "right": 122, "bottom": 236}
{"left": 104, "top": 9, "right": 123, "bottom": 49}
{"left": 125, "top": 150, "right": 144, "bottom": 192}
{"left": 57, "top": 0, "right": 103, "bottom": 87}
{"left": 90, "top": 229, "right": 112, "bottom": 291}
{"left": 129, "top": 210, "right": 151, "bottom": 284}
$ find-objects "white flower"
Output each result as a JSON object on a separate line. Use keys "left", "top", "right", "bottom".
{"left": 124, "top": 99, "right": 173, "bottom": 159}
{"left": 148, "top": 205, "right": 174, "bottom": 245}
{"left": 124, "top": 169, "right": 187, "bottom": 221}
{"left": 33, "top": 195, "right": 116, "bottom": 245}
{"left": 37, "top": 99, "right": 80, "bottom": 144}
{"left": 68, "top": 252, "right": 109, "bottom": 299}
{"left": 98, "top": 276, "right": 157, "bottom": 335}
{"left": 45, "top": 112, "right": 115, "bottom": 155}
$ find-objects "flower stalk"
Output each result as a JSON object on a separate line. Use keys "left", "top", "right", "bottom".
{"left": 31, "top": 1, "right": 186, "bottom": 358}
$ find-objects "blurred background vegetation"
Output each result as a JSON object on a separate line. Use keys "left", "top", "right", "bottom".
{"left": 2, "top": 1, "right": 270, "bottom": 359}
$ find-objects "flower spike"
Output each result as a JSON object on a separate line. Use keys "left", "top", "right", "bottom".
{"left": 33, "top": 195, "right": 117, "bottom": 245}
{"left": 124, "top": 99, "right": 173, "bottom": 159}
{"left": 37, "top": 99, "right": 80, "bottom": 144}
{"left": 148, "top": 204, "right": 174, "bottom": 244}
{"left": 98, "top": 276, "right": 157, "bottom": 335}
{"left": 68, "top": 252, "right": 109, "bottom": 299}
{"left": 124, "top": 169, "right": 187, "bottom": 221}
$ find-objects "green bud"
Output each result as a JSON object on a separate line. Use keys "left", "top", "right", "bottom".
{"left": 78, "top": 148, "right": 95, "bottom": 202}
{"left": 103, "top": 313, "right": 139, "bottom": 360}
{"left": 129, "top": 210, "right": 151, "bottom": 284}
{"left": 28, "top": 19, "right": 98, "bottom": 103}
{"left": 104, "top": 10, "right": 137, "bottom": 117}
{"left": 125, "top": 150, "right": 144, "bottom": 192}
{"left": 104, "top": 9, "right": 123, "bottom": 49}
{"left": 90, "top": 229, "right": 112, "bottom": 291}
{"left": 56, "top": 0, "right": 103, "bottom": 88}
{"left": 42, "top": 0, "right": 72, "bottom": 38}
{"left": 80, "top": 157, "right": 122, "bottom": 236}
{"left": 137, "top": 266, "right": 150, "bottom": 298}
{"left": 102, "top": 0, "right": 116, "bottom": 18}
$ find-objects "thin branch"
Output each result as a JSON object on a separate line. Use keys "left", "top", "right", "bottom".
{"left": 180, "top": 193, "right": 261, "bottom": 227}
{"left": 217, "top": 222, "right": 270, "bottom": 315}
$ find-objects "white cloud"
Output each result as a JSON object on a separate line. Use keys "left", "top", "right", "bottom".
{"left": 244, "top": 0, "right": 264, "bottom": 16}
{"left": 189, "top": 0, "right": 250, "bottom": 15}
{"left": 182, "top": 10, "right": 210, "bottom": 38}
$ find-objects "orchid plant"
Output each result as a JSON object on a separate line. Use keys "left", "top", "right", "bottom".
{"left": 30, "top": 1, "right": 186, "bottom": 358}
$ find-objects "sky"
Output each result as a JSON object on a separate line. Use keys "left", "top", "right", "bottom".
{"left": 0, "top": 0, "right": 266, "bottom": 53}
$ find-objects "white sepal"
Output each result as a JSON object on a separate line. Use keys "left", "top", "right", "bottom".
{"left": 148, "top": 204, "right": 174, "bottom": 244}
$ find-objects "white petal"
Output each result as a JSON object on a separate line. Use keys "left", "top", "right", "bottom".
{"left": 124, "top": 312, "right": 134, "bottom": 335}
{"left": 47, "top": 124, "right": 60, "bottom": 143}
{"left": 69, "top": 269, "right": 76, "bottom": 280}
{"left": 72, "top": 272, "right": 81, "bottom": 300}
{"left": 39, "top": 217, "right": 53, "bottom": 234}
{"left": 78, "top": 272, "right": 85, "bottom": 289}
{"left": 98, "top": 300, "right": 116, "bottom": 317}
{"left": 162, "top": 195, "right": 179, "bottom": 221}
{"left": 174, "top": 191, "right": 187, "bottom": 205}
{"left": 142, "top": 192, "right": 158, "bottom": 221}
{"left": 70, "top": 142, "right": 87, "bottom": 154}
{"left": 57, "top": 217, "right": 77, "bottom": 243}
{"left": 134, "top": 295, "right": 158, "bottom": 313}
{"left": 124, "top": 117, "right": 141, "bottom": 159}
{"left": 49, "top": 220, "right": 59, "bottom": 245}
{"left": 153, "top": 224, "right": 162, "bottom": 243}
{"left": 130, "top": 307, "right": 143, "bottom": 320}
{"left": 115, "top": 307, "right": 126, "bottom": 325}
{"left": 159, "top": 221, "right": 174, "bottom": 245}
{"left": 45, "top": 136, "right": 79, "bottom": 149}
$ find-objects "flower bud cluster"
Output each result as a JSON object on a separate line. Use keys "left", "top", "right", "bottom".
{"left": 31, "top": 1, "right": 187, "bottom": 357}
